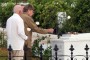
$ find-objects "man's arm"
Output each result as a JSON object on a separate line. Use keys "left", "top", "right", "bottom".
{"left": 17, "top": 18, "right": 28, "bottom": 40}
{"left": 23, "top": 15, "right": 53, "bottom": 34}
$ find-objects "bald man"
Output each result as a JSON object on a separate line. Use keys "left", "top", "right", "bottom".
{"left": 6, "top": 5, "right": 28, "bottom": 60}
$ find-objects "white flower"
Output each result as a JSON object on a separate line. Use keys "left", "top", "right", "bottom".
{"left": 27, "top": 28, "right": 31, "bottom": 31}
{"left": 36, "top": 21, "right": 39, "bottom": 25}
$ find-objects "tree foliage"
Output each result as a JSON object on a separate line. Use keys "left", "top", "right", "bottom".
{"left": 0, "top": 2, "right": 14, "bottom": 27}
{"left": 61, "top": 0, "right": 90, "bottom": 33}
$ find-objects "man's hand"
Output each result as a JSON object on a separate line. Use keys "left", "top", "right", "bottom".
{"left": 47, "top": 28, "right": 54, "bottom": 33}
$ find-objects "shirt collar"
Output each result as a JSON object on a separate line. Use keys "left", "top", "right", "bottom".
{"left": 13, "top": 13, "right": 21, "bottom": 18}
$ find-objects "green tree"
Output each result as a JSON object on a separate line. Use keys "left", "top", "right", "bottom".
{"left": 61, "top": 0, "right": 90, "bottom": 33}
{"left": 0, "top": 2, "right": 14, "bottom": 27}
{"left": 73, "top": 0, "right": 90, "bottom": 32}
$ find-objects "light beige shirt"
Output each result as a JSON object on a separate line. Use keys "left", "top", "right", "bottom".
{"left": 6, "top": 13, "right": 28, "bottom": 50}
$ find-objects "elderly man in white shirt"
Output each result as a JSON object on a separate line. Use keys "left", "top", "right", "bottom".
{"left": 6, "top": 5, "right": 28, "bottom": 60}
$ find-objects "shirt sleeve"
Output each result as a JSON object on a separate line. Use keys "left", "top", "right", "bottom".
{"left": 24, "top": 15, "right": 48, "bottom": 34}
{"left": 17, "top": 17, "right": 28, "bottom": 40}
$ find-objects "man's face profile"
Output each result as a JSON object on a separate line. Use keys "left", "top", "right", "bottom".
{"left": 28, "top": 10, "right": 34, "bottom": 17}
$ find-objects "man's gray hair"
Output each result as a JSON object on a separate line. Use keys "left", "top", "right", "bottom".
{"left": 13, "top": 5, "right": 22, "bottom": 13}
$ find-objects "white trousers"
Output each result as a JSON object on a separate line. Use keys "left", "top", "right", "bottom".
{"left": 11, "top": 50, "right": 24, "bottom": 60}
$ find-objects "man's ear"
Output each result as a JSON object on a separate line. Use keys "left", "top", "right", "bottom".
{"left": 27, "top": 9, "right": 29, "bottom": 12}
{"left": 19, "top": 10, "right": 22, "bottom": 15}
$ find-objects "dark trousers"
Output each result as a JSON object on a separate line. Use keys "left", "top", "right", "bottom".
{"left": 24, "top": 45, "right": 32, "bottom": 60}
{"left": 24, "top": 45, "right": 40, "bottom": 60}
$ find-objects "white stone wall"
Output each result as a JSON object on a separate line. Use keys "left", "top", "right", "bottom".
{"left": 51, "top": 33, "right": 90, "bottom": 60}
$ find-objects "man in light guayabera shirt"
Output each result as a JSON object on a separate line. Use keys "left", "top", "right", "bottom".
{"left": 6, "top": 5, "right": 28, "bottom": 60}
